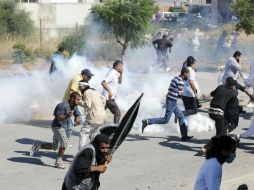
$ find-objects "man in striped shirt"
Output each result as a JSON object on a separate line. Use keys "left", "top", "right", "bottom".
{"left": 142, "top": 67, "right": 193, "bottom": 141}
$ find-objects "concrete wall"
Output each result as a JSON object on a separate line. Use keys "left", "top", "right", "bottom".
{"left": 19, "top": 3, "right": 94, "bottom": 37}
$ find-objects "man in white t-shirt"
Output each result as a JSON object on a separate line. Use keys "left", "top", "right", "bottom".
{"left": 182, "top": 56, "right": 199, "bottom": 115}
{"left": 101, "top": 60, "right": 123, "bottom": 124}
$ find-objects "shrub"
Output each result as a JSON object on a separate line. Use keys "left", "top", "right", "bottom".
{"left": 0, "top": 0, "right": 34, "bottom": 37}
{"left": 13, "top": 43, "right": 35, "bottom": 63}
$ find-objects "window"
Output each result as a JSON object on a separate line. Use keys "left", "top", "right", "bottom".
{"left": 206, "top": 0, "right": 211, "bottom": 3}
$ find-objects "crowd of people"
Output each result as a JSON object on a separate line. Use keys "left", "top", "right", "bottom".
{"left": 28, "top": 45, "right": 254, "bottom": 189}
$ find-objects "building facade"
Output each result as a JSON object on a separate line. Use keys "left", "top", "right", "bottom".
{"left": 18, "top": 0, "right": 97, "bottom": 37}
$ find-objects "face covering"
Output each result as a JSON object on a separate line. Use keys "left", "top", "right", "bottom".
{"left": 226, "top": 153, "right": 236, "bottom": 163}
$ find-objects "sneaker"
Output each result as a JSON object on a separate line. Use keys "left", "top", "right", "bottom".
{"left": 181, "top": 136, "right": 193, "bottom": 141}
{"left": 30, "top": 141, "right": 40, "bottom": 156}
{"left": 68, "top": 144, "right": 73, "bottom": 148}
{"left": 141, "top": 119, "right": 148, "bottom": 134}
{"left": 55, "top": 160, "right": 66, "bottom": 169}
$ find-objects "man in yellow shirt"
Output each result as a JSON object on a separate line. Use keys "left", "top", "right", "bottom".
{"left": 62, "top": 69, "right": 94, "bottom": 142}
{"left": 63, "top": 69, "right": 94, "bottom": 101}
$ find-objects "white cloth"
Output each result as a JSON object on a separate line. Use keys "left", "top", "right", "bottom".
{"left": 184, "top": 66, "right": 196, "bottom": 97}
{"left": 79, "top": 123, "right": 102, "bottom": 150}
{"left": 245, "top": 60, "right": 254, "bottom": 87}
{"left": 102, "top": 69, "right": 120, "bottom": 100}
{"left": 82, "top": 89, "right": 106, "bottom": 125}
{"left": 222, "top": 57, "right": 240, "bottom": 84}
{"left": 192, "top": 31, "right": 201, "bottom": 46}
{"left": 194, "top": 158, "right": 222, "bottom": 190}
{"left": 241, "top": 111, "right": 254, "bottom": 138}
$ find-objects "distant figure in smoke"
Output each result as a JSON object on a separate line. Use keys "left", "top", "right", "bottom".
{"left": 223, "top": 29, "right": 240, "bottom": 51}
{"left": 194, "top": 135, "right": 237, "bottom": 190}
{"left": 62, "top": 134, "right": 112, "bottom": 190}
{"left": 49, "top": 47, "right": 66, "bottom": 74}
{"left": 230, "top": 29, "right": 240, "bottom": 50}
{"left": 192, "top": 28, "right": 203, "bottom": 52}
{"left": 182, "top": 56, "right": 200, "bottom": 116}
{"left": 78, "top": 81, "right": 107, "bottom": 149}
{"left": 214, "top": 31, "right": 227, "bottom": 59}
{"left": 30, "top": 92, "right": 82, "bottom": 169}
{"left": 142, "top": 67, "right": 193, "bottom": 141}
{"left": 101, "top": 60, "right": 123, "bottom": 124}
{"left": 63, "top": 69, "right": 94, "bottom": 144}
{"left": 155, "top": 11, "right": 161, "bottom": 22}
{"left": 152, "top": 34, "right": 173, "bottom": 72}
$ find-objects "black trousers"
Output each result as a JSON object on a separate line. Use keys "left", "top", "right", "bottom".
{"left": 105, "top": 99, "right": 121, "bottom": 124}
{"left": 182, "top": 96, "right": 198, "bottom": 116}
{"left": 209, "top": 113, "right": 227, "bottom": 136}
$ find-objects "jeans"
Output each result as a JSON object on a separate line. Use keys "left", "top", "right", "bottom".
{"left": 209, "top": 113, "right": 227, "bottom": 136}
{"left": 105, "top": 99, "right": 121, "bottom": 124}
{"left": 147, "top": 98, "right": 188, "bottom": 137}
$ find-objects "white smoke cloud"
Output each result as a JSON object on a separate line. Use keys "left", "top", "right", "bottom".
{"left": 0, "top": 42, "right": 214, "bottom": 135}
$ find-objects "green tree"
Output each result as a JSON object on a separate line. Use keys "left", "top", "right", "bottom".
{"left": 232, "top": 0, "right": 254, "bottom": 35}
{"left": 0, "top": 0, "right": 34, "bottom": 37}
{"left": 91, "top": 0, "right": 155, "bottom": 60}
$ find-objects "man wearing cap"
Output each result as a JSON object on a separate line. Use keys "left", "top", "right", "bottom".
{"left": 62, "top": 134, "right": 112, "bottom": 190}
{"left": 78, "top": 80, "right": 107, "bottom": 149}
{"left": 209, "top": 77, "right": 238, "bottom": 136}
{"left": 101, "top": 60, "right": 123, "bottom": 124}
{"left": 63, "top": 69, "right": 94, "bottom": 142}
{"left": 63, "top": 69, "right": 94, "bottom": 101}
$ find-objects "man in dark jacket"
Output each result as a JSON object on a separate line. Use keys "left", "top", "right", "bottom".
{"left": 152, "top": 34, "right": 173, "bottom": 71}
{"left": 209, "top": 77, "right": 238, "bottom": 135}
{"left": 62, "top": 134, "right": 112, "bottom": 190}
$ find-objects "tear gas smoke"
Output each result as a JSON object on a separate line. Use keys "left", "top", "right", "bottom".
{"left": 0, "top": 39, "right": 215, "bottom": 135}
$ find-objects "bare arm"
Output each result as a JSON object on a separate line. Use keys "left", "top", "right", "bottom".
{"left": 56, "top": 112, "right": 72, "bottom": 121}
{"left": 101, "top": 81, "right": 112, "bottom": 99}
{"left": 118, "top": 72, "right": 123, "bottom": 84}
{"left": 91, "top": 164, "right": 107, "bottom": 173}
{"left": 189, "top": 80, "right": 197, "bottom": 96}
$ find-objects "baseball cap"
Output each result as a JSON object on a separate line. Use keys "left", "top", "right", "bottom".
{"left": 81, "top": 69, "right": 94, "bottom": 77}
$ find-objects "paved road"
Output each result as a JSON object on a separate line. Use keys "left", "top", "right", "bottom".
{"left": 1, "top": 71, "right": 254, "bottom": 190}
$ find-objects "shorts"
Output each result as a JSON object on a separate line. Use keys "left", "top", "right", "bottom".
{"left": 52, "top": 127, "right": 68, "bottom": 150}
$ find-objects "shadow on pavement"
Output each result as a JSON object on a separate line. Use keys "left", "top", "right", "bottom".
{"left": 238, "top": 141, "right": 254, "bottom": 154}
{"left": 126, "top": 134, "right": 163, "bottom": 142}
{"left": 239, "top": 112, "right": 253, "bottom": 120}
{"left": 16, "top": 138, "right": 35, "bottom": 145}
{"left": 14, "top": 151, "right": 74, "bottom": 162}
{"left": 159, "top": 136, "right": 210, "bottom": 156}
{"left": 7, "top": 157, "right": 55, "bottom": 168}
